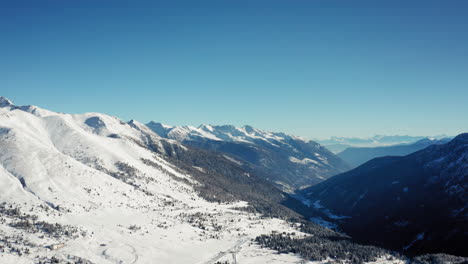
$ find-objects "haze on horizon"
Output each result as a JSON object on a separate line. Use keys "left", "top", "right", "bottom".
{"left": 1, "top": 1, "right": 467, "bottom": 138}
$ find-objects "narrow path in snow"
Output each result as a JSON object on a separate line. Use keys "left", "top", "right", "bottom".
{"left": 199, "top": 237, "right": 248, "bottom": 264}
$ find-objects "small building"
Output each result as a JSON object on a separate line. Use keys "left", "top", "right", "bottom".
{"left": 49, "top": 243, "right": 65, "bottom": 250}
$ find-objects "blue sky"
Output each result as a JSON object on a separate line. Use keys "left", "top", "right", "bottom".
{"left": 1, "top": 1, "right": 467, "bottom": 138}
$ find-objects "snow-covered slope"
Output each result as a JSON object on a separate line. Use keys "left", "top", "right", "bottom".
{"left": 147, "top": 122, "right": 350, "bottom": 191}
{"left": 0, "top": 97, "right": 323, "bottom": 263}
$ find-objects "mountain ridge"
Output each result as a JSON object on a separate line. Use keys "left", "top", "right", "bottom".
{"left": 146, "top": 121, "right": 350, "bottom": 191}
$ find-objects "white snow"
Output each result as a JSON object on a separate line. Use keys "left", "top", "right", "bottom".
{"left": 289, "top": 156, "right": 319, "bottom": 165}
{"left": 192, "top": 166, "right": 206, "bottom": 173}
{"left": 223, "top": 155, "right": 243, "bottom": 166}
{"left": 154, "top": 122, "right": 316, "bottom": 150}
{"left": 365, "top": 255, "right": 407, "bottom": 264}
{"left": 216, "top": 241, "right": 329, "bottom": 264}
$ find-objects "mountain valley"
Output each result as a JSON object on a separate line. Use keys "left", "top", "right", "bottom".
{"left": 0, "top": 97, "right": 466, "bottom": 263}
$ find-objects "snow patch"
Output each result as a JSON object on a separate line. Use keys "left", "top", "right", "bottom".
{"left": 223, "top": 155, "right": 242, "bottom": 166}
{"left": 289, "top": 156, "right": 319, "bottom": 165}
{"left": 192, "top": 166, "right": 205, "bottom": 173}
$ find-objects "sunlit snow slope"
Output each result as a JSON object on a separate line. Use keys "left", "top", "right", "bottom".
{"left": 0, "top": 97, "right": 313, "bottom": 263}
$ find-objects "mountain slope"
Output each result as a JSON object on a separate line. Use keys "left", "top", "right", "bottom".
{"left": 301, "top": 134, "right": 468, "bottom": 256}
{"left": 0, "top": 97, "right": 322, "bottom": 263}
{"left": 147, "top": 122, "right": 350, "bottom": 191}
{"left": 338, "top": 138, "right": 451, "bottom": 168}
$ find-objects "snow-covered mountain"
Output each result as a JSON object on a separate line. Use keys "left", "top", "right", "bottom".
{"left": 147, "top": 122, "right": 350, "bottom": 191}
{"left": 317, "top": 135, "right": 447, "bottom": 153}
{"left": 0, "top": 97, "right": 312, "bottom": 263}
{"left": 301, "top": 134, "right": 468, "bottom": 256}
{"left": 0, "top": 97, "right": 405, "bottom": 263}
{"left": 337, "top": 138, "right": 451, "bottom": 168}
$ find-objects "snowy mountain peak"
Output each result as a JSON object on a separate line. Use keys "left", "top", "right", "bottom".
{"left": 243, "top": 125, "right": 257, "bottom": 133}
{"left": 146, "top": 121, "right": 350, "bottom": 190}
{"left": 198, "top": 124, "right": 214, "bottom": 131}
{"left": 147, "top": 122, "right": 320, "bottom": 147}
{"left": 0, "top": 96, "right": 13, "bottom": 107}
{"left": 127, "top": 119, "right": 144, "bottom": 127}
{"left": 146, "top": 121, "right": 174, "bottom": 137}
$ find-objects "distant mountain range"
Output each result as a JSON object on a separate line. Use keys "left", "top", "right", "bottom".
{"left": 317, "top": 135, "right": 448, "bottom": 153}
{"left": 338, "top": 138, "right": 451, "bottom": 168}
{"left": 301, "top": 134, "right": 468, "bottom": 256}
{"left": 146, "top": 122, "right": 350, "bottom": 191}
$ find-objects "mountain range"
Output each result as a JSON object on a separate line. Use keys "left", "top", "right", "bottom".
{"left": 146, "top": 122, "right": 350, "bottom": 191}
{"left": 337, "top": 138, "right": 451, "bottom": 168}
{"left": 301, "top": 134, "right": 468, "bottom": 256}
{"left": 0, "top": 96, "right": 466, "bottom": 263}
{"left": 317, "top": 135, "right": 448, "bottom": 153}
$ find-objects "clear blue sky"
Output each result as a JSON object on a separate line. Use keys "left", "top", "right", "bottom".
{"left": 1, "top": 0, "right": 467, "bottom": 138}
